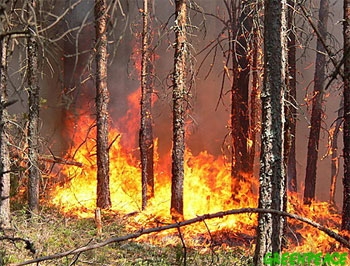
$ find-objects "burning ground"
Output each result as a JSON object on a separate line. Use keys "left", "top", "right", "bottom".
{"left": 44, "top": 103, "right": 350, "bottom": 261}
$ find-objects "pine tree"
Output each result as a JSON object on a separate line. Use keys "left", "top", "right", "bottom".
{"left": 27, "top": 0, "right": 40, "bottom": 215}
{"left": 140, "top": 0, "right": 155, "bottom": 210}
{"left": 95, "top": 0, "right": 111, "bottom": 209}
{"left": 254, "top": 0, "right": 287, "bottom": 263}
{"left": 304, "top": 0, "right": 329, "bottom": 205}
{"left": 171, "top": 0, "right": 188, "bottom": 220}
{"left": 342, "top": 0, "right": 350, "bottom": 230}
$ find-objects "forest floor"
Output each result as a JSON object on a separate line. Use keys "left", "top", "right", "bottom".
{"left": 1, "top": 204, "right": 254, "bottom": 266}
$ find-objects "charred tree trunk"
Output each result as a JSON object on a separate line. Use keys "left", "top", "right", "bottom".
{"left": 342, "top": 0, "right": 350, "bottom": 231}
{"left": 95, "top": 0, "right": 111, "bottom": 209}
{"left": 304, "top": 0, "right": 329, "bottom": 205}
{"left": 171, "top": 0, "right": 187, "bottom": 220}
{"left": 254, "top": 0, "right": 287, "bottom": 263}
{"left": 140, "top": 0, "right": 154, "bottom": 210}
{"left": 27, "top": 2, "right": 40, "bottom": 215}
{"left": 0, "top": 36, "right": 10, "bottom": 228}
{"left": 230, "top": 0, "right": 253, "bottom": 199}
{"left": 286, "top": 0, "right": 297, "bottom": 193}
{"left": 330, "top": 97, "right": 343, "bottom": 206}
{"left": 248, "top": 25, "right": 259, "bottom": 174}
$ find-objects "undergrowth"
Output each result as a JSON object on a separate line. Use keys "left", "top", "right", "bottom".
{"left": 0, "top": 205, "right": 253, "bottom": 265}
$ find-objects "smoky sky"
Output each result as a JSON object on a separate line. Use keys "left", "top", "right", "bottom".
{"left": 6, "top": 0, "right": 344, "bottom": 206}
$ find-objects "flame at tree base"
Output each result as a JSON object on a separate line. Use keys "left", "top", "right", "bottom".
{"left": 49, "top": 113, "right": 349, "bottom": 258}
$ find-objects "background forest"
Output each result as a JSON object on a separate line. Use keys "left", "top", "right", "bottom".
{"left": 0, "top": 0, "right": 349, "bottom": 265}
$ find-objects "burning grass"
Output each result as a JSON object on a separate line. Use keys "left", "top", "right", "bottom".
{"left": 4, "top": 110, "right": 350, "bottom": 265}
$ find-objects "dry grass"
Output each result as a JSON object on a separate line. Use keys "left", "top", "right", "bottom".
{"left": 0, "top": 205, "right": 253, "bottom": 266}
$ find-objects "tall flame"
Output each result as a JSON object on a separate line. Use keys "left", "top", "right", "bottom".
{"left": 50, "top": 89, "right": 349, "bottom": 257}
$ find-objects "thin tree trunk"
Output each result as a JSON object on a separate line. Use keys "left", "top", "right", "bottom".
{"left": 254, "top": 0, "right": 287, "bottom": 263}
{"left": 342, "top": 0, "right": 350, "bottom": 231}
{"left": 27, "top": 2, "right": 40, "bottom": 215}
{"left": 231, "top": 0, "right": 252, "bottom": 199}
{"left": 171, "top": 0, "right": 187, "bottom": 220}
{"left": 286, "top": 0, "right": 297, "bottom": 193}
{"left": 248, "top": 26, "right": 259, "bottom": 173}
{"left": 304, "top": 0, "right": 329, "bottom": 205}
{"left": 330, "top": 97, "right": 343, "bottom": 206}
{"left": 140, "top": 0, "right": 154, "bottom": 210}
{"left": 95, "top": 0, "right": 111, "bottom": 209}
{"left": 0, "top": 35, "right": 10, "bottom": 228}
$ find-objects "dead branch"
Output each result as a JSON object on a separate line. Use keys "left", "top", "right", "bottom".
{"left": 38, "top": 155, "right": 83, "bottom": 167}
{"left": 11, "top": 208, "right": 350, "bottom": 266}
{"left": 0, "top": 236, "right": 35, "bottom": 254}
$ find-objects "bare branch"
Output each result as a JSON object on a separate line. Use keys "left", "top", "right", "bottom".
{"left": 11, "top": 208, "right": 350, "bottom": 266}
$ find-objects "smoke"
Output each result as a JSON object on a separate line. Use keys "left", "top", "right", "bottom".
{"left": 18, "top": 0, "right": 344, "bottom": 206}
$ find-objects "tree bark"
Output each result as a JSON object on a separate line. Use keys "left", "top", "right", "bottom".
{"left": 342, "top": 0, "right": 350, "bottom": 231}
{"left": 304, "top": 0, "right": 329, "bottom": 205}
{"left": 171, "top": 0, "right": 187, "bottom": 220}
{"left": 286, "top": 0, "right": 297, "bottom": 193}
{"left": 95, "top": 0, "right": 111, "bottom": 209}
{"left": 230, "top": 0, "right": 253, "bottom": 199}
{"left": 248, "top": 26, "right": 259, "bottom": 174}
{"left": 0, "top": 35, "right": 10, "bottom": 228}
{"left": 27, "top": 2, "right": 40, "bottom": 215}
{"left": 254, "top": 0, "right": 287, "bottom": 263}
{"left": 140, "top": 0, "right": 154, "bottom": 210}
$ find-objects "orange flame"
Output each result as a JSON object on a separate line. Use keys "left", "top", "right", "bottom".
{"left": 50, "top": 92, "right": 348, "bottom": 258}
{"left": 51, "top": 108, "right": 349, "bottom": 256}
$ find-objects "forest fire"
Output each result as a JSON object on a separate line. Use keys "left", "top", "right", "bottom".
{"left": 45, "top": 0, "right": 348, "bottom": 258}
{"left": 50, "top": 107, "right": 258, "bottom": 224}
{"left": 49, "top": 103, "right": 349, "bottom": 257}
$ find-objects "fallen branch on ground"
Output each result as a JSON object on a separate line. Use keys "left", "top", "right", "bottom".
{"left": 0, "top": 236, "right": 35, "bottom": 254}
{"left": 11, "top": 208, "right": 350, "bottom": 266}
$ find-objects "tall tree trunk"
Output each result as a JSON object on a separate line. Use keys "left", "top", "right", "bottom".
{"left": 330, "top": 97, "right": 343, "bottom": 206}
{"left": 254, "top": 0, "right": 287, "bottom": 263}
{"left": 140, "top": 0, "right": 155, "bottom": 210}
{"left": 342, "top": 0, "right": 350, "bottom": 231}
{"left": 248, "top": 26, "right": 259, "bottom": 174}
{"left": 286, "top": 0, "right": 297, "bottom": 193}
{"left": 231, "top": 0, "right": 253, "bottom": 199}
{"left": 0, "top": 35, "right": 10, "bottom": 228}
{"left": 27, "top": 1, "right": 40, "bottom": 215}
{"left": 171, "top": 0, "right": 187, "bottom": 220}
{"left": 304, "top": 0, "right": 329, "bottom": 205}
{"left": 95, "top": 0, "right": 111, "bottom": 209}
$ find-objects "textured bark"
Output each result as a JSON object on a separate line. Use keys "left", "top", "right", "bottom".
{"left": 286, "top": 0, "right": 297, "bottom": 193}
{"left": 304, "top": 0, "right": 329, "bottom": 205}
{"left": 171, "top": 0, "right": 187, "bottom": 220}
{"left": 342, "top": 0, "right": 350, "bottom": 231}
{"left": 254, "top": 0, "right": 287, "bottom": 263}
{"left": 248, "top": 27, "right": 259, "bottom": 173}
{"left": 231, "top": 0, "right": 253, "bottom": 198}
{"left": 27, "top": 13, "right": 40, "bottom": 215}
{"left": 140, "top": 0, "right": 154, "bottom": 210}
{"left": 0, "top": 36, "right": 10, "bottom": 228}
{"left": 95, "top": 0, "right": 111, "bottom": 209}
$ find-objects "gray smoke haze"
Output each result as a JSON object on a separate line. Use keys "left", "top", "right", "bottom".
{"left": 5, "top": 0, "right": 343, "bottom": 206}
